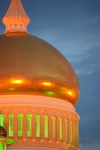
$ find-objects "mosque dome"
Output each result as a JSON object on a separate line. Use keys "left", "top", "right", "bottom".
{"left": 0, "top": 32, "right": 80, "bottom": 105}
{"left": 0, "top": 0, "right": 80, "bottom": 105}
{"left": 0, "top": 126, "right": 7, "bottom": 137}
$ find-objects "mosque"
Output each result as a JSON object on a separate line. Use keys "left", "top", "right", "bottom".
{"left": 0, "top": 0, "right": 80, "bottom": 150}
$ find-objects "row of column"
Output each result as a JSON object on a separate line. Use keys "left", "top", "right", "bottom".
{"left": 0, "top": 113, "right": 79, "bottom": 147}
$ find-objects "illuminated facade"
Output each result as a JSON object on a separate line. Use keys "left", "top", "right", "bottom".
{"left": 0, "top": 0, "right": 80, "bottom": 150}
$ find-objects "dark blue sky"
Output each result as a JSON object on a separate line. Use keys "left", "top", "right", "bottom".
{"left": 0, "top": 0, "right": 100, "bottom": 149}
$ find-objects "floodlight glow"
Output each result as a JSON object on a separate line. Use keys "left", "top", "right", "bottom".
{"left": 46, "top": 91, "right": 54, "bottom": 95}
{"left": 67, "top": 91, "right": 73, "bottom": 96}
{"left": 7, "top": 88, "right": 16, "bottom": 91}
{"left": 10, "top": 79, "right": 24, "bottom": 84}
{"left": 42, "top": 82, "right": 52, "bottom": 86}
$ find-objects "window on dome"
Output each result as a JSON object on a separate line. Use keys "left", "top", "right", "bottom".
{"left": 59, "top": 117, "right": 63, "bottom": 140}
{"left": 52, "top": 116, "right": 56, "bottom": 139}
{"left": 15, "top": 24, "right": 17, "bottom": 27}
{"left": 10, "top": 24, "right": 12, "bottom": 28}
{"left": 44, "top": 115, "right": 49, "bottom": 138}
{"left": 76, "top": 122, "right": 79, "bottom": 147}
{"left": 17, "top": 114, "right": 23, "bottom": 136}
{"left": 73, "top": 121, "right": 76, "bottom": 145}
{"left": 8, "top": 114, "right": 14, "bottom": 137}
{"left": 35, "top": 114, "right": 41, "bottom": 137}
{"left": 26, "top": 114, "right": 32, "bottom": 137}
{"left": 66, "top": 118, "right": 69, "bottom": 142}
{"left": 0, "top": 114, "right": 5, "bottom": 127}
{"left": 70, "top": 120, "right": 73, "bottom": 143}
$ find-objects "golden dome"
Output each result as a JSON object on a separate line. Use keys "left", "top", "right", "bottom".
{"left": 0, "top": 126, "right": 7, "bottom": 137}
{"left": 0, "top": 32, "right": 80, "bottom": 105}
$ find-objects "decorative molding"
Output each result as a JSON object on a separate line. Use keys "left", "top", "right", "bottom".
{"left": 0, "top": 95, "right": 76, "bottom": 113}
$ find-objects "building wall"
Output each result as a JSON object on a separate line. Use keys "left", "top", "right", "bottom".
{"left": 0, "top": 95, "right": 79, "bottom": 150}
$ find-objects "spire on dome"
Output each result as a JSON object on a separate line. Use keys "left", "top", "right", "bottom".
{"left": 2, "top": 0, "right": 30, "bottom": 34}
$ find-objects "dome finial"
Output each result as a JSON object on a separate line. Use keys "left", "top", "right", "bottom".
{"left": 2, "top": 0, "right": 30, "bottom": 34}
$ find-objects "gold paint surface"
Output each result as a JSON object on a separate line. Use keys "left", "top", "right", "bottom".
{"left": 0, "top": 32, "right": 80, "bottom": 105}
{"left": 0, "top": 126, "right": 7, "bottom": 137}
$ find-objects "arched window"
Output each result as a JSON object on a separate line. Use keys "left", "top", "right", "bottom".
{"left": 44, "top": 115, "right": 49, "bottom": 138}
{"left": 10, "top": 24, "right": 12, "bottom": 28}
{"left": 26, "top": 114, "right": 32, "bottom": 137}
{"left": 8, "top": 114, "right": 14, "bottom": 136}
{"left": 59, "top": 117, "right": 63, "bottom": 140}
{"left": 52, "top": 116, "right": 56, "bottom": 139}
{"left": 70, "top": 120, "right": 73, "bottom": 143}
{"left": 15, "top": 24, "right": 17, "bottom": 27}
{"left": 17, "top": 114, "right": 24, "bottom": 136}
{"left": 66, "top": 118, "right": 69, "bottom": 142}
{"left": 0, "top": 114, "right": 5, "bottom": 127}
{"left": 76, "top": 122, "right": 79, "bottom": 147}
{"left": 35, "top": 114, "right": 41, "bottom": 137}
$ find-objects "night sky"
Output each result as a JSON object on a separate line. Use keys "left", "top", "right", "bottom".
{"left": 0, "top": 0, "right": 100, "bottom": 150}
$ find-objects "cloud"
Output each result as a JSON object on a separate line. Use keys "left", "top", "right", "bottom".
{"left": 77, "top": 70, "right": 100, "bottom": 143}
{"left": 80, "top": 141, "right": 100, "bottom": 150}
{"left": 71, "top": 44, "right": 100, "bottom": 144}
{"left": 30, "top": 5, "right": 100, "bottom": 146}
{"left": 30, "top": 14, "right": 100, "bottom": 145}
{"left": 70, "top": 45, "right": 100, "bottom": 74}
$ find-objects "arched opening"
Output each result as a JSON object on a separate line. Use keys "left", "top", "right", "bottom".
{"left": 66, "top": 118, "right": 69, "bottom": 142}
{"left": 35, "top": 114, "right": 41, "bottom": 137}
{"left": 26, "top": 114, "right": 32, "bottom": 137}
{"left": 44, "top": 115, "right": 49, "bottom": 138}
{"left": 52, "top": 116, "right": 57, "bottom": 139}
{"left": 17, "top": 114, "right": 24, "bottom": 136}
{"left": 59, "top": 117, "right": 63, "bottom": 140}
{"left": 0, "top": 114, "right": 5, "bottom": 127}
{"left": 15, "top": 24, "right": 17, "bottom": 27}
{"left": 8, "top": 114, "right": 14, "bottom": 136}
{"left": 70, "top": 120, "right": 73, "bottom": 143}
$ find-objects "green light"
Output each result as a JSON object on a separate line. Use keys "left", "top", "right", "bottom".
{"left": 17, "top": 114, "right": 23, "bottom": 136}
{"left": 0, "top": 143, "right": 3, "bottom": 150}
{"left": 52, "top": 116, "right": 56, "bottom": 139}
{"left": 26, "top": 114, "right": 32, "bottom": 137}
{"left": 44, "top": 115, "right": 49, "bottom": 138}
{"left": 59, "top": 117, "right": 63, "bottom": 140}
{"left": 7, "top": 88, "right": 16, "bottom": 91}
{"left": 4, "top": 145, "right": 6, "bottom": 150}
{"left": 8, "top": 114, "right": 14, "bottom": 137}
{"left": 6, "top": 139, "right": 16, "bottom": 145}
{"left": 0, "top": 142, "right": 6, "bottom": 150}
{"left": 0, "top": 114, "right": 5, "bottom": 127}
{"left": 0, "top": 138, "right": 16, "bottom": 149}
{"left": 35, "top": 114, "right": 41, "bottom": 137}
{"left": 46, "top": 91, "right": 54, "bottom": 95}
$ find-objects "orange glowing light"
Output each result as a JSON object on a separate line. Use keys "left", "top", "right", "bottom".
{"left": 10, "top": 79, "right": 24, "bottom": 84}
{"left": 42, "top": 82, "right": 52, "bottom": 86}
{"left": 67, "top": 90, "right": 76, "bottom": 98}
{"left": 61, "top": 87, "right": 76, "bottom": 97}
{"left": 67, "top": 91, "right": 73, "bottom": 96}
